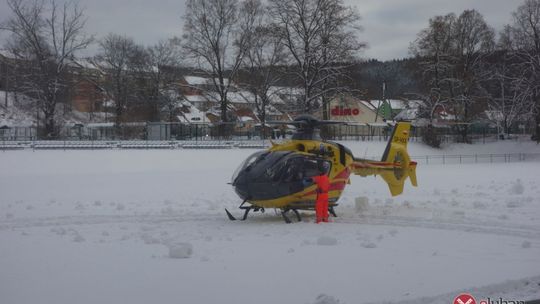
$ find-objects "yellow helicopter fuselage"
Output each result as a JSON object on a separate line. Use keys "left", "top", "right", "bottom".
{"left": 227, "top": 120, "right": 417, "bottom": 222}
{"left": 249, "top": 140, "right": 353, "bottom": 210}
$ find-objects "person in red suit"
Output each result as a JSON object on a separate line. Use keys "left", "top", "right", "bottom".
{"left": 304, "top": 161, "right": 330, "bottom": 223}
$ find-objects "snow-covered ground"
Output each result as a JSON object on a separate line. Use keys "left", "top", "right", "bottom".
{"left": 1, "top": 141, "right": 539, "bottom": 304}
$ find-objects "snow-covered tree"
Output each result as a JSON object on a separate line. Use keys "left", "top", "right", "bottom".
{"left": 140, "top": 38, "right": 183, "bottom": 122}
{"left": 93, "top": 34, "right": 144, "bottom": 132}
{"left": 483, "top": 26, "right": 529, "bottom": 136}
{"left": 181, "top": 0, "right": 259, "bottom": 126}
{"left": 238, "top": 4, "right": 287, "bottom": 134}
{"left": 268, "top": 0, "right": 365, "bottom": 115}
{"left": 1, "top": 0, "right": 92, "bottom": 137}
{"left": 508, "top": 0, "right": 540, "bottom": 141}
{"left": 410, "top": 9, "right": 495, "bottom": 142}
{"left": 409, "top": 13, "right": 456, "bottom": 124}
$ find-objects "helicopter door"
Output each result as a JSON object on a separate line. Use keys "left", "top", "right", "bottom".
{"left": 281, "top": 157, "right": 305, "bottom": 194}
{"left": 303, "top": 158, "right": 331, "bottom": 178}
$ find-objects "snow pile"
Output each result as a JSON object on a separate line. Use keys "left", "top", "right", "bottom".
{"left": 168, "top": 243, "right": 193, "bottom": 259}
{"left": 509, "top": 179, "right": 525, "bottom": 195}
{"left": 314, "top": 294, "right": 342, "bottom": 304}
{"left": 355, "top": 196, "right": 369, "bottom": 213}
{"left": 317, "top": 236, "right": 338, "bottom": 246}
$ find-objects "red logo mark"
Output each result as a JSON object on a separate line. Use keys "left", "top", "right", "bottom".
{"left": 454, "top": 294, "right": 476, "bottom": 304}
{"left": 331, "top": 106, "right": 361, "bottom": 116}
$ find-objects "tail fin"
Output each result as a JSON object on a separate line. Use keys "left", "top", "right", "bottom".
{"left": 351, "top": 122, "right": 418, "bottom": 196}
{"left": 381, "top": 122, "right": 417, "bottom": 196}
{"left": 381, "top": 122, "right": 411, "bottom": 165}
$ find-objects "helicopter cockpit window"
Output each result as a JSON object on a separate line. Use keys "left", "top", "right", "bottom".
{"left": 231, "top": 151, "right": 268, "bottom": 183}
{"left": 256, "top": 152, "right": 291, "bottom": 182}
{"left": 304, "top": 159, "right": 331, "bottom": 178}
{"left": 282, "top": 157, "right": 305, "bottom": 182}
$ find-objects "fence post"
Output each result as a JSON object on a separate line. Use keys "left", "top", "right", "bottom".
{"left": 426, "top": 155, "right": 429, "bottom": 165}
{"left": 443, "top": 154, "right": 445, "bottom": 164}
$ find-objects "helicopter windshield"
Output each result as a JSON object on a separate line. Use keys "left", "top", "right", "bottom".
{"left": 256, "top": 151, "right": 292, "bottom": 182}
{"left": 280, "top": 157, "right": 331, "bottom": 182}
{"left": 231, "top": 151, "right": 268, "bottom": 183}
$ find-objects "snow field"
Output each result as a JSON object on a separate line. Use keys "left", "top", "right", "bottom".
{"left": 0, "top": 141, "right": 539, "bottom": 304}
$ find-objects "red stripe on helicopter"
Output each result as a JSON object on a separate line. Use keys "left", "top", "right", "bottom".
{"left": 334, "top": 168, "right": 351, "bottom": 179}
{"left": 329, "top": 181, "right": 346, "bottom": 191}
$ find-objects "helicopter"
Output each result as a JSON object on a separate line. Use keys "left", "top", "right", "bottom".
{"left": 226, "top": 114, "right": 418, "bottom": 223}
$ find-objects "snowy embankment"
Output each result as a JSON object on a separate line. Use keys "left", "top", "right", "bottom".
{"left": 0, "top": 141, "right": 539, "bottom": 304}
{"left": 0, "top": 90, "right": 107, "bottom": 127}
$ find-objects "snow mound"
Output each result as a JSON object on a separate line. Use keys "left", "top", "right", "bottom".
{"left": 355, "top": 197, "right": 369, "bottom": 213}
{"left": 314, "top": 294, "right": 342, "bottom": 304}
{"left": 73, "top": 235, "right": 85, "bottom": 243}
{"left": 317, "top": 236, "right": 338, "bottom": 246}
{"left": 509, "top": 179, "right": 525, "bottom": 195}
{"left": 362, "top": 242, "right": 377, "bottom": 249}
{"left": 168, "top": 243, "right": 193, "bottom": 259}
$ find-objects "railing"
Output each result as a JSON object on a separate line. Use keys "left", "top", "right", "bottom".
{"left": 2, "top": 140, "right": 539, "bottom": 165}
{"left": 408, "top": 153, "right": 540, "bottom": 165}
{"left": 0, "top": 140, "right": 270, "bottom": 151}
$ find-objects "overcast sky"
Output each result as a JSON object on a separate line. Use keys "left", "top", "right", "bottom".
{"left": 0, "top": 0, "right": 521, "bottom": 61}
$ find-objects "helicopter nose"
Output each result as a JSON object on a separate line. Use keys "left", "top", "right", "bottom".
{"left": 232, "top": 172, "right": 250, "bottom": 200}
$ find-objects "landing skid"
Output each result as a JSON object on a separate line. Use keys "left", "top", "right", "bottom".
{"left": 225, "top": 202, "right": 338, "bottom": 223}
{"left": 329, "top": 206, "right": 337, "bottom": 217}
{"left": 281, "top": 208, "right": 302, "bottom": 224}
{"left": 225, "top": 200, "right": 265, "bottom": 221}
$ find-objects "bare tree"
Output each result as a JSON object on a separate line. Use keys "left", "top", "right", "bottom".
{"left": 449, "top": 10, "right": 495, "bottom": 142}
{"left": 409, "top": 13, "right": 456, "bottom": 124}
{"left": 93, "top": 33, "right": 143, "bottom": 133}
{"left": 509, "top": 0, "right": 540, "bottom": 141}
{"left": 182, "top": 0, "right": 259, "bottom": 126}
{"left": 410, "top": 9, "right": 495, "bottom": 142}
{"left": 1, "top": 0, "right": 92, "bottom": 138}
{"left": 238, "top": 4, "right": 287, "bottom": 134}
{"left": 140, "top": 38, "right": 183, "bottom": 121}
{"left": 268, "top": 0, "right": 364, "bottom": 115}
{"left": 483, "top": 26, "right": 529, "bottom": 136}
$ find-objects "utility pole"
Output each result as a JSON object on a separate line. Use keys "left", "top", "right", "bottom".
{"left": 374, "top": 81, "right": 386, "bottom": 123}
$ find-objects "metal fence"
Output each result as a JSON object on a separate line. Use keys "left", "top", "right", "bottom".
{"left": 408, "top": 153, "right": 540, "bottom": 165}
{"left": 2, "top": 122, "right": 532, "bottom": 143}
{"left": 0, "top": 139, "right": 270, "bottom": 151}
{"left": 2, "top": 140, "right": 539, "bottom": 166}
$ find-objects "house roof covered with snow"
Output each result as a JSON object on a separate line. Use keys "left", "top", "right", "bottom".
{"left": 184, "top": 95, "right": 210, "bottom": 103}
{"left": 183, "top": 76, "right": 230, "bottom": 87}
{"left": 177, "top": 101, "right": 208, "bottom": 124}
{"left": 370, "top": 99, "right": 408, "bottom": 110}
